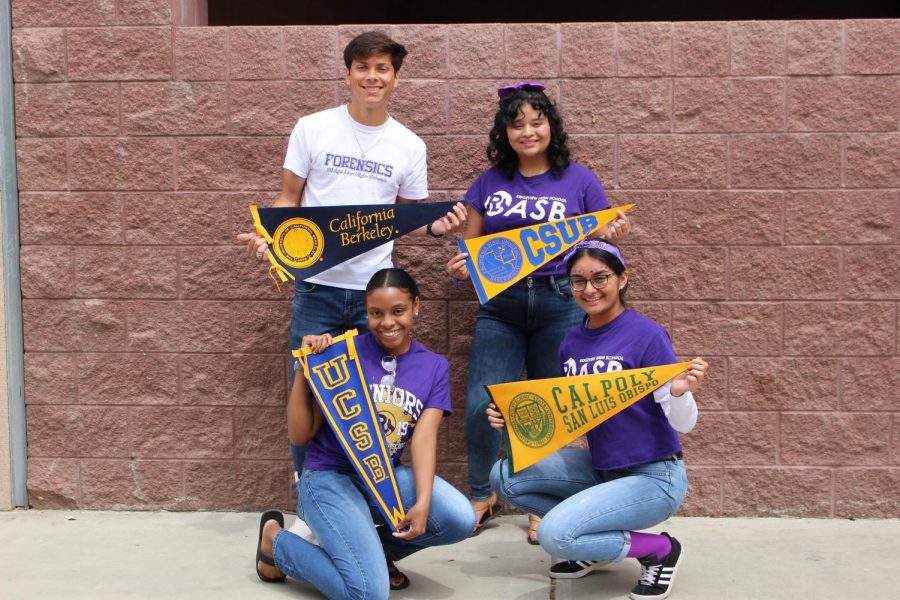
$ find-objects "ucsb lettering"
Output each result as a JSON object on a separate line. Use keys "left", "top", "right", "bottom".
{"left": 551, "top": 369, "right": 659, "bottom": 434}
{"left": 310, "top": 355, "right": 388, "bottom": 483}
{"left": 519, "top": 214, "right": 599, "bottom": 266}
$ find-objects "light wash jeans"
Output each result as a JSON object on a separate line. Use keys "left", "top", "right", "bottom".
{"left": 289, "top": 280, "right": 369, "bottom": 473}
{"left": 272, "top": 465, "right": 476, "bottom": 600}
{"left": 466, "top": 275, "right": 582, "bottom": 500}
{"left": 490, "top": 447, "right": 687, "bottom": 562}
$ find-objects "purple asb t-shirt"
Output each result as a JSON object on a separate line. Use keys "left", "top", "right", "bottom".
{"left": 466, "top": 163, "right": 609, "bottom": 277}
{"left": 304, "top": 333, "right": 451, "bottom": 472}
{"left": 559, "top": 309, "right": 682, "bottom": 470}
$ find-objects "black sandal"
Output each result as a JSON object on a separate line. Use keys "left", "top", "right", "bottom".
{"left": 387, "top": 558, "right": 410, "bottom": 591}
{"left": 256, "top": 510, "right": 286, "bottom": 583}
{"left": 377, "top": 524, "right": 410, "bottom": 590}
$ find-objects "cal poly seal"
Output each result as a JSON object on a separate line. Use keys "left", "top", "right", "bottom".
{"left": 273, "top": 218, "right": 324, "bottom": 269}
{"left": 508, "top": 391, "right": 555, "bottom": 448}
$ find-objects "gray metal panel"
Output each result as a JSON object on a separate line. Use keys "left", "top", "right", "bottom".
{"left": 0, "top": 0, "right": 28, "bottom": 507}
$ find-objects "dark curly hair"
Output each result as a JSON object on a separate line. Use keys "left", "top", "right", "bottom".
{"left": 486, "top": 88, "right": 571, "bottom": 179}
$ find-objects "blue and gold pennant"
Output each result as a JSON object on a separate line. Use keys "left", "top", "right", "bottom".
{"left": 251, "top": 201, "right": 458, "bottom": 288}
{"left": 294, "top": 330, "right": 406, "bottom": 531}
{"left": 459, "top": 205, "right": 635, "bottom": 304}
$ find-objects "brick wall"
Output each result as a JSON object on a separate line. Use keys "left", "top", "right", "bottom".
{"left": 11, "top": 5, "right": 900, "bottom": 516}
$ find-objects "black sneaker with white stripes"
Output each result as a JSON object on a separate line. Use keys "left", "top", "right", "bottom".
{"left": 629, "top": 533, "right": 682, "bottom": 600}
{"left": 548, "top": 559, "right": 612, "bottom": 579}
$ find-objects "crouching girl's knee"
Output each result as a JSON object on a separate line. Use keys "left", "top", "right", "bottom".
{"left": 488, "top": 458, "right": 509, "bottom": 500}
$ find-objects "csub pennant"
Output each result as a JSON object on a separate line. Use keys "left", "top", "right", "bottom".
{"left": 459, "top": 204, "right": 635, "bottom": 304}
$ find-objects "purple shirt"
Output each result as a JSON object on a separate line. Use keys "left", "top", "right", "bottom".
{"left": 559, "top": 309, "right": 682, "bottom": 470}
{"left": 304, "top": 333, "right": 451, "bottom": 472}
{"left": 466, "top": 163, "right": 609, "bottom": 276}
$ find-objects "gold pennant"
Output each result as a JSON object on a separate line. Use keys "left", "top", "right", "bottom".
{"left": 460, "top": 204, "right": 635, "bottom": 304}
{"left": 486, "top": 361, "right": 692, "bottom": 473}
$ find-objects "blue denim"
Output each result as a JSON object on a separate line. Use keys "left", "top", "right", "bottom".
{"left": 466, "top": 276, "right": 582, "bottom": 500}
{"left": 272, "top": 465, "right": 476, "bottom": 600}
{"left": 289, "top": 280, "right": 369, "bottom": 473}
{"left": 490, "top": 447, "right": 687, "bottom": 562}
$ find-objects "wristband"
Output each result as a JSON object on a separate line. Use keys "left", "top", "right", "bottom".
{"left": 426, "top": 222, "right": 444, "bottom": 238}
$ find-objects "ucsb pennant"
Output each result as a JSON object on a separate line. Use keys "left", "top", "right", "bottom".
{"left": 251, "top": 201, "right": 457, "bottom": 288}
{"left": 459, "top": 205, "right": 635, "bottom": 304}
{"left": 486, "top": 361, "right": 691, "bottom": 473}
{"left": 295, "top": 330, "right": 406, "bottom": 531}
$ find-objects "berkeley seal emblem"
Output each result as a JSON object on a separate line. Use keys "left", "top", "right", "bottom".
{"left": 477, "top": 237, "right": 522, "bottom": 284}
{"left": 508, "top": 391, "right": 555, "bottom": 448}
{"left": 273, "top": 218, "right": 324, "bottom": 269}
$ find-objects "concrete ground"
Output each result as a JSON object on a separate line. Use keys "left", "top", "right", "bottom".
{"left": 1, "top": 510, "right": 897, "bottom": 599}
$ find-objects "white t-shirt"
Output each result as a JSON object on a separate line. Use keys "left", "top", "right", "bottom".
{"left": 283, "top": 105, "right": 428, "bottom": 289}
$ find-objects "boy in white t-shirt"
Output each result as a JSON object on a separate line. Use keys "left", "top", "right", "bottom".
{"left": 238, "top": 31, "right": 465, "bottom": 589}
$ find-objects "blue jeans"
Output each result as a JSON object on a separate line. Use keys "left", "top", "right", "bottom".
{"left": 466, "top": 276, "right": 582, "bottom": 500}
{"left": 272, "top": 465, "right": 476, "bottom": 600}
{"left": 490, "top": 447, "right": 687, "bottom": 562}
{"left": 289, "top": 280, "right": 369, "bottom": 473}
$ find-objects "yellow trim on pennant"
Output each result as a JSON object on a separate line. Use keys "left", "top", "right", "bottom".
{"left": 266, "top": 253, "right": 294, "bottom": 292}
{"left": 250, "top": 204, "right": 294, "bottom": 291}
{"left": 249, "top": 205, "right": 274, "bottom": 243}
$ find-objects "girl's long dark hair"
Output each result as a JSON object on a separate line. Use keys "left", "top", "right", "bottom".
{"left": 487, "top": 88, "right": 571, "bottom": 179}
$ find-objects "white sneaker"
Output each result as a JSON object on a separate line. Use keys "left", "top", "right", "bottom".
{"left": 288, "top": 516, "right": 317, "bottom": 544}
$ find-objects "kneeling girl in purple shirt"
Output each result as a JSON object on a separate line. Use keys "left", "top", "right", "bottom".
{"left": 487, "top": 240, "right": 708, "bottom": 600}
{"left": 255, "top": 268, "right": 475, "bottom": 599}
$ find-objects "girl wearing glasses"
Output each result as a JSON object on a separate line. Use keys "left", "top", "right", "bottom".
{"left": 446, "top": 81, "right": 632, "bottom": 541}
{"left": 487, "top": 240, "right": 708, "bottom": 600}
{"left": 255, "top": 268, "right": 475, "bottom": 599}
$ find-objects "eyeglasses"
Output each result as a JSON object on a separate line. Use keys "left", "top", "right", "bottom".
{"left": 380, "top": 355, "right": 397, "bottom": 387}
{"left": 568, "top": 273, "right": 613, "bottom": 292}
{"left": 497, "top": 81, "right": 546, "bottom": 97}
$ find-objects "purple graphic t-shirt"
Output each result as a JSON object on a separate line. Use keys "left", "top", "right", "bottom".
{"left": 304, "top": 333, "right": 451, "bottom": 472}
{"left": 559, "top": 309, "right": 682, "bottom": 470}
{"left": 466, "top": 163, "right": 609, "bottom": 276}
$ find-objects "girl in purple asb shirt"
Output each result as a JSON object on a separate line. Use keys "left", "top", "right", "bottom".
{"left": 254, "top": 268, "right": 475, "bottom": 599}
{"left": 487, "top": 241, "right": 708, "bottom": 600}
{"left": 446, "top": 82, "right": 632, "bottom": 541}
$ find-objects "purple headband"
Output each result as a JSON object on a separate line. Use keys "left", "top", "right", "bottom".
{"left": 497, "top": 81, "right": 546, "bottom": 97}
{"left": 563, "top": 239, "right": 626, "bottom": 268}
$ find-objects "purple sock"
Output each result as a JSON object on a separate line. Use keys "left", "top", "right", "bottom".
{"left": 626, "top": 532, "right": 671, "bottom": 560}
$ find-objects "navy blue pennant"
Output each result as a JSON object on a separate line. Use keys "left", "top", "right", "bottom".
{"left": 251, "top": 202, "right": 457, "bottom": 281}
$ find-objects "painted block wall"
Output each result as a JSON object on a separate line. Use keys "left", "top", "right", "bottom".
{"left": 10, "top": 3, "right": 900, "bottom": 516}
